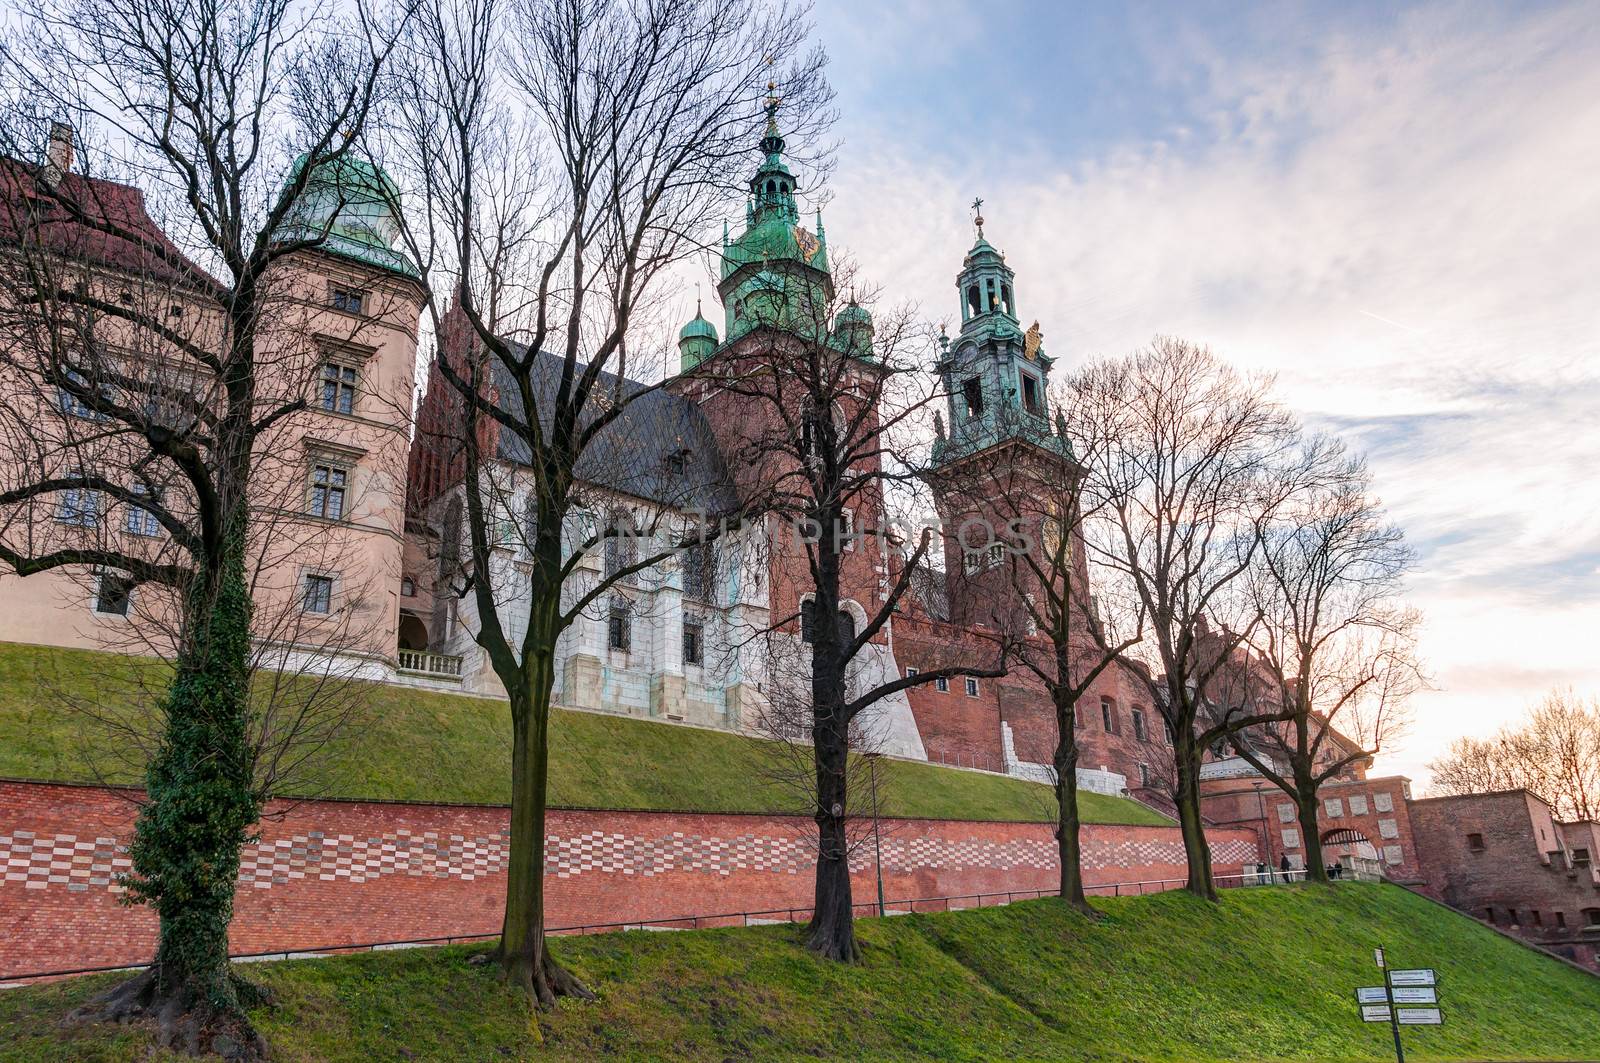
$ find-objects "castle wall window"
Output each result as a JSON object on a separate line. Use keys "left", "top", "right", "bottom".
{"left": 1572, "top": 847, "right": 1590, "bottom": 866}
{"left": 331, "top": 287, "right": 366, "bottom": 315}
{"left": 682, "top": 542, "right": 715, "bottom": 602}
{"left": 1101, "top": 697, "right": 1118, "bottom": 734}
{"left": 401, "top": 576, "right": 416, "bottom": 597}
{"left": 962, "top": 378, "right": 983, "bottom": 418}
{"left": 125, "top": 484, "right": 161, "bottom": 537}
{"left": 56, "top": 485, "right": 101, "bottom": 528}
{"left": 1556, "top": 911, "right": 1567, "bottom": 928}
{"left": 94, "top": 572, "right": 133, "bottom": 616}
{"left": 309, "top": 462, "right": 348, "bottom": 519}
{"left": 607, "top": 598, "right": 631, "bottom": 651}
{"left": 57, "top": 370, "right": 107, "bottom": 419}
{"left": 1466, "top": 832, "right": 1485, "bottom": 851}
{"left": 936, "top": 676, "right": 949, "bottom": 693}
{"left": 1132, "top": 707, "right": 1147, "bottom": 741}
{"left": 800, "top": 598, "right": 854, "bottom": 645}
{"left": 1020, "top": 372, "right": 1041, "bottom": 414}
{"left": 302, "top": 573, "right": 333, "bottom": 614}
{"left": 604, "top": 521, "right": 637, "bottom": 582}
{"left": 321, "top": 362, "right": 358, "bottom": 415}
{"left": 965, "top": 677, "right": 979, "bottom": 697}
{"left": 1584, "top": 908, "right": 1600, "bottom": 927}
{"left": 1138, "top": 763, "right": 1151, "bottom": 787}
{"left": 683, "top": 618, "right": 703, "bottom": 665}
{"left": 905, "top": 667, "right": 919, "bottom": 678}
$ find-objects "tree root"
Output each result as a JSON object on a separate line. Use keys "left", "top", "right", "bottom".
{"left": 805, "top": 919, "right": 862, "bottom": 963}
{"left": 489, "top": 946, "right": 595, "bottom": 1010}
{"left": 62, "top": 966, "right": 271, "bottom": 1060}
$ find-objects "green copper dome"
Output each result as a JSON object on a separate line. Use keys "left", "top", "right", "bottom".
{"left": 678, "top": 302, "right": 720, "bottom": 372}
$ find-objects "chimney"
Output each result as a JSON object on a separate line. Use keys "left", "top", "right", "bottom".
{"left": 43, "top": 121, "right": 74, "bottom": 186}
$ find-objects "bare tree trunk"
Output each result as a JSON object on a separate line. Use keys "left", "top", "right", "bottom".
{"left": 492, "top": 609, "right": 592, "bottom": 1004}
{"left": 1172, "top": 730, "right": 1216, "bottom": 901}
{"left": 1296, "top": 773, "right": 1329, "bottom": 884}
{"left": 1052, "top": 693, "right": 1093, "bottom": 913}
{"left": 807, "top": 699, "right": 859, "bottom": 961}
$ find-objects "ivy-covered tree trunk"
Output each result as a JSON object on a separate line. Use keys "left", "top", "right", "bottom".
{"left": 1172, "top": 728, "right": 1218, "bottom": 901}
{"left": 492, "top": 593, "right": 592, "bottom": 1005}
{"left": 66, "top": 536, "right": 269, "bottom": 1058}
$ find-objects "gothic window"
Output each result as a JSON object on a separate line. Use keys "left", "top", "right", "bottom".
{"left": 608, "top": 598, "right": 632, "bottom": 651}
{"left": 683, "top": 617, "right": 703, "bottom": 665}
{"left": 962, "top": 378, "right": 983, "bottom": 418}
{"left": 682, "top": 542, "right": 715, "bottom": 602}
{"left": 604, "top": 518, "right": 637, "bottom": 582}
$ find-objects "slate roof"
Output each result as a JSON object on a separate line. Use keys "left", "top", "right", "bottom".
{"left": 490, "top": 349, "right": 737, "bottom": 514}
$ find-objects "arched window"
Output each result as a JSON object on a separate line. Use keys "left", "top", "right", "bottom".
{"left": 967, "top": 285, "right": 981, "bottom": 317}
{"left": 801, "top": 598, "right": 856, "bottom": 645}
{"left": 1001, "top": 284, "right": 1013, "bottom": 315}
{"left": 766, "top": 179, "right": 776, "bottom": 194}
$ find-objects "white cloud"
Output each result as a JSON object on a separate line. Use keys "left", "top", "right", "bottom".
{"left": 814, "top": 2, "right": 1600, "bottom": 786}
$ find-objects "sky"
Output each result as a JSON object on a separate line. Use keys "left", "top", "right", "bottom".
{"left": 783, "top": 0, "right": 1600, "bottom": 788}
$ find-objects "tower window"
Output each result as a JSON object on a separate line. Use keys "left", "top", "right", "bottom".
{"left": 967, "top": 285, "right": 981, "bottom": 317}
{"left": 1021, "top": 373, "right": 1041, "bottom": 414}
{"left": 608, "top": 598, "right": 632, "bottom": 651}
{"left": 683, "top": 618, "right": 703, "bottom": 665}
{"left": 962, "top": 378, "right": 983, "bottom": 418}
{"left": 1001, "top": 284, "right": 1013, "bottom": 315}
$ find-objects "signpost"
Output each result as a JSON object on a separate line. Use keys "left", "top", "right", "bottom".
{"left": 1359, "top": 947, "right": 1443, "bottom": 1063}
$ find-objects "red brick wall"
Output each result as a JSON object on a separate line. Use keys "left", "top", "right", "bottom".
{"left": 1407, "top": 790, "right": 1600, "bottom": 971}
{"left": 0, "top": 780, "right": 1259, "bottom": 978}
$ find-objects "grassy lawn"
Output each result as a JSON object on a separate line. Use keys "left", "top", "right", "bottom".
{"left": 0, "top": 641, "right": 1167, "bottom": 825}
{"left": 2, "top": 883, "right": 1597, "bottom": 1061}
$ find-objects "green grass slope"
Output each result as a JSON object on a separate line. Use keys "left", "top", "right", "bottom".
{"left": 0, "top": 641, "right": 1167, "bottom": 825}
{"left": 3, "top": 884, "right": 1596, "bottom": 1062}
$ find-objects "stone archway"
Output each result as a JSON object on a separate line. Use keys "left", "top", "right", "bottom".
{"left": 398, "top": 611, "right": 430, "bottom": 651}
{"left": 1321, "top": 827, "right": 1380, "bottom": 877}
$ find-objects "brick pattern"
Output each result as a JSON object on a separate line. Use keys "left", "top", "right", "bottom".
{"left": 0, "top": 781, "right": 1260, "bottom": 977}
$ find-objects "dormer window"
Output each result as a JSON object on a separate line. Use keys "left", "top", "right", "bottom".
{"left": 1021, "top": 372, "right": 1041, "bottom": 415}
{"left": 962, "top": 378, "right": 983, "bottom": 418}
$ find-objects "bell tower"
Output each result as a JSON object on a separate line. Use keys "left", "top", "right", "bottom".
{"left": 926, "top": 205, "right": 1077, "bottom": 629}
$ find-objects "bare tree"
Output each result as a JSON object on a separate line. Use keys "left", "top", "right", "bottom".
{"left": 1225, "top": 436, "right": 1420, "bottom": 881}
{"left": 1071, "top": 337, "right": 1298, "bottom": 899}
{"left": 699, "top": 255, "right": 1006, "bottom": 961}
{"left": 0, "top": 0, "right": 403, "bottom": 1052}
{"left": 938, "top": 396, "right": 1139, "bottom": 912}
{"left": 1430, "top": 690, "right": 1600, "bottom": 822}
{"left": 384, "top": 0, "right": 831, "bottom": 1004}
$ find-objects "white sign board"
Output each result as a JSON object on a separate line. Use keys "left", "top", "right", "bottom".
{"left": 1391, "top": 987, "right": 1437, "bottom": 1005}
{"left": 1355, "top": 987, "right": 1389, "bottom": 1005}
{"left": 1397, "top": 1007, "right": 1443, "bottom": 1025}
{"left": 1360, "top": 1004, "right": 1392, "bottom": 1023}
{"left": 1389, "top": 968, "right": 1436, "bottom": 987}
{"left": 1373, "top": 947, "right": 1386, "bottom": 968}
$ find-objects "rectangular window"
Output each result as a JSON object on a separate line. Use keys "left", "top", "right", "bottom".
{"left": 962, "top": 377, "right": 983, "bottom": 418}
{"left": 302, "top": 574, "right": 333, "bottom": 614}
{"left": 1533, "top": 909, "right": 1543, "bottom": 926}
{"left": 56, "top": 486, "right": 101, "bottom": 527}
{"left": 682, "top": 542, "right": 714, "bottom": 602}
{"left": 682, "top": 618, "right": 703, "bottom": 665}
{"left": 320, "top": 362, "right": 358, "bottom": 415}
{"left": 1572, "top": 848, "right": 1591, "bottom": 866}
{"left": 125, "top": 484, "right": 162, "bottom": 537}
{"left": 1587, "top": 909, "right": 1600, "bottom": 928}
{"left": 94, "top": 573, "right": 132, "bottom": 616}
{"left": 604, "top": 523, "right": 637, "bottom": 582}
{"left": 905, "top": 667, "right": 919, "bottom": 678}
{"left": 1556, "top": 911, "right": 1567, "bottom": 928}
{"left": 1020, "top": 373, "right": 1041, "bottom": 414}
{"left": 935, "top": 676, "right": 949, "bottom": 693}
{"left": 1101, "top": 698, "right": 1116, "bottom": 734}
{"left": 1132, "top": 708, "right": 1146, "bottom": 741}
{"left": 987, "top": 542, "right": 1006, "bottom": 568}
{"left": 1138, "top": 763, "right": 1151, "bottom": 787}
{"left": 607, "top": 599, "right": 631, "bottom": 651}
{"left": 57, "top": 370, "right": 107, "bottom": 419}
{"left": 963, "top": 550, "right": 983, "bottom": 575}
{"left": 400, "top": 576, "right": 416, "bottom": 597}
{"left": 1466, "top": 832, "right": 1486, "bottom": 852}
{"left": 331, "top": 287, "right": 366, "bottom": 314}
{"left": 964, "top": 677, "right": 979, "bottom": 698}
{"left": 310, "top": 463, "right": 348, "bottom": 519}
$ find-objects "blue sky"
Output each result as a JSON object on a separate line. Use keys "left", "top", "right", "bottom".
{"left": 792, "top": 0, "right": 1600, "bottom": 786}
